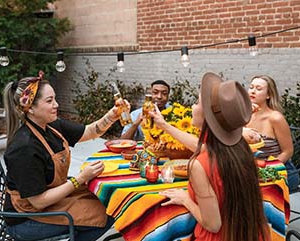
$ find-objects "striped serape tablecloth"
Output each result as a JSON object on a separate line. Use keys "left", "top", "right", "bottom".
{"left": 86, "top": 149, "right": 290, "bottom": 241}
{"left": 260, "top": 160, "right": 290, "bottom": 241}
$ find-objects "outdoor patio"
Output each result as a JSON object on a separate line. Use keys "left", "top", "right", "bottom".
{"left": 0, "top": 136, "right": 300, "bottom": 240}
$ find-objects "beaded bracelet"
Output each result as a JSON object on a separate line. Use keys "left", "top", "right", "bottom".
{"left": 69, "top": 176, "right": 80, "bottom": 189}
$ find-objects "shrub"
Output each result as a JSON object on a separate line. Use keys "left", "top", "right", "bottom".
{"left": 0, "top": 0, "right": 72, "bottom": 106}
{"left": 72, "top": 58, "right": 144, "bottom": 138}
{"left": 169, "top": 79, "right": 198, "bottom": 106}
{"left": 281, "top": 82, "right": 300, "bottom": 127}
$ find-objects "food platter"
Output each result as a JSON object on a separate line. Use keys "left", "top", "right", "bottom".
{"left": 81, "top": 161, "right": 119, "bottom": 175}
{"left": 163, "top": 159, "right": 189, "bottom": 178}
{"left": 249, "top": 140, "right": 265, "bottom": 151}
{"left": 105, "top": 139, "right": 137, "bottom": 153}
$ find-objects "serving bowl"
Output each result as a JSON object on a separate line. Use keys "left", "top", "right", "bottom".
{"left": 105, "top": 139, "right": 137, "bottom": 153}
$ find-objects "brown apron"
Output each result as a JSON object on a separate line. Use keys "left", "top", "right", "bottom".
{"left": 7, "top": 122, "right": 107, "bottom": 227}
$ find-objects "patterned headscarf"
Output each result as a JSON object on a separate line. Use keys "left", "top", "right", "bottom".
{"left": 18, "top": 71, "right": 44, "bottom": 113}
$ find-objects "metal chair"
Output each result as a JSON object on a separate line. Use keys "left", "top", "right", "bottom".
{"left": 289, "top": 126, "right": 300, "bottom": 223}
{"left": 286, "top": 229, "right": 300, "bottom": 241}
{"left": 103, "top": 232, "right": 123, "bottom": 241}
{"left": 0, "top": 161, "right": 75, "bottom": 241}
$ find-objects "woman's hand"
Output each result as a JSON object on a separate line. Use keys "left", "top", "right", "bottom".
{"left": 77, "top": 160, "right": 104, "bottom": 184}
{"left": 242, "top": 127, "right": 261, "bottom": 144}
{"left": 109, "top": 99, "right": 131, "bottom": 121}
{"left": 159, "top": 188, "right": 189, "bottom": 206}
{"left": 149, "top": 104, "right": 167, "bottom": 129}
{"left": 252, "top": 103, "right": 260, "bottom": 113}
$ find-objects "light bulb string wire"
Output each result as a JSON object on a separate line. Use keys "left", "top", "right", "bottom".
{"left": 3, "top": 25, "right": 300, "bottom": 57}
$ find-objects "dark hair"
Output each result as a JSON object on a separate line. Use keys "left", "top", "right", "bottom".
{"left": 151, "top": 80, "right": 170, "bottom": 93}
{"left": 189, "top": 121, "right": 269, "bottom": 241}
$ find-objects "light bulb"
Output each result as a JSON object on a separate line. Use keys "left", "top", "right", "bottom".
{"left": 117, "top": 60, "right": 125, "bottom": 72}
{"left": 56, "top": 60, "right": 66, "bottom": 72}
{"left": 0, "top": 56, "right": 9, "bottom": 66}
{"left": 248, "top": 35, "right": 258, "bottom": 57}
{"left": 180, "top": 46, "right": 190, "bottom": 67}
{"left": 181, "top": 54, "right": 190, "bottom": 67}
{"left": 0, "top": 47, "right": 9, "bottom": 66}
{"left": 56, "top": 51, "right": 66, "bottom": 72}
{"left": 117, "top": 52, "right": 125, "bottom": 72}
{"left": 249, "top": 46, "right": 258, "bottom": 57}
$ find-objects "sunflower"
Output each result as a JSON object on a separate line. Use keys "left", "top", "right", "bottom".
{"left": 142, "top": 102, "right": 200, "bottom": 150}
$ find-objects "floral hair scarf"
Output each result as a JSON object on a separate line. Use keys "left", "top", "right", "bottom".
{"left": 18, "top": 71, "right": 44, "bottom": 113}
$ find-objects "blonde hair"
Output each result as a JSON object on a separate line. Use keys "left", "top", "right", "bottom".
{"left": 251, "top": 75, "right": 283, "bottom": 113}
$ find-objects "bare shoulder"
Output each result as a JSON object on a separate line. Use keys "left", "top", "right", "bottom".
{"left": 269, "top": 110, "right": 288, "bottom": 125}
{"left": 189, "top": 158, "right": 209, "bottom": 184}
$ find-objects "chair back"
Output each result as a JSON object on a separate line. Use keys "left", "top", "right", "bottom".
{"left": 0, "top": 161, "right": 75, "bottom": 241}
{"left": 290, "top": 125, "right": 300, "bottom": 168}
{"left": 0, "top": 161, "right": 13, "bottom": 240}
{"left": 286, "top": 229, "right": 300, "bottom": 241}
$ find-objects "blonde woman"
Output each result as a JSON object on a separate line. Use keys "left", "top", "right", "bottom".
{"left": 246, "top": 75, "right": 297, "bottom": 191}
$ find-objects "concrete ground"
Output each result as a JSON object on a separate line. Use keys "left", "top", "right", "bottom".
{"left": 1, "top": 136, "right": 300, "bottom": 240}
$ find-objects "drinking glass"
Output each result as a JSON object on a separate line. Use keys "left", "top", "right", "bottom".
{"left": 161, "top": 165, "right": 175, "bottom": 183}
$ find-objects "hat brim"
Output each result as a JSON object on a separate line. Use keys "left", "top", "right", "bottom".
{"left": 201, "top": 72, "right": 242, "bottom": 146}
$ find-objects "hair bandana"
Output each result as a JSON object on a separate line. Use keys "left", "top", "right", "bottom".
{"left": 18, "top": 71, "right": 44, "bottom": 113}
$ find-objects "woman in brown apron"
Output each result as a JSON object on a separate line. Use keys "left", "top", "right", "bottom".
{"left": 3, "top": 71, "right": 127, "bottom": 240}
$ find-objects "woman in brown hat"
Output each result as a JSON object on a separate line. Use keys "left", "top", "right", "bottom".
{"left": 3, "top": 71, "right": 129, "bottom": 240}
{"left": 153, "top": 72, "right": 269, "bottom": 241}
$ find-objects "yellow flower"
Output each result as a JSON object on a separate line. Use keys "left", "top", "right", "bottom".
{"left": 161, "top": 106, "right": 172, "bottom": 116}
{"left": 176, "top": 116, "right": 192, "bottom": 131}
{"left": 142, "top": 102, "right": 200, "bottom": 150}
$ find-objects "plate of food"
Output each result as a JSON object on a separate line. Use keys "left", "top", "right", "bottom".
{"left": 258, "top": 166, "right": 281, "bottom": 183}
{"left": 105, "top": 139, "right": 137, "bottom": 153}
{"left": 163, "top": 159, "right": 189, "bottom": 178}
{"left": 249, "top": 139, "right": 265, "bottom": 151}
{"left": 80, "top": 161, "right": 119, "bottom": 175}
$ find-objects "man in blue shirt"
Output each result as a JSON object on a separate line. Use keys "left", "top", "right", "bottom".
{"left": 121, "top": 80, "right": 170, "bottom": 141}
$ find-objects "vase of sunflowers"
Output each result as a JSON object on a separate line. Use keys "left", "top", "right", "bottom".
{"left": 142, "top": 102, "right": 199, "bottom": 160}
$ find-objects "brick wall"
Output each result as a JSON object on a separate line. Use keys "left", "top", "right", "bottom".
{"left": 137, "top": 0, "right": 300, "bottom": 50}
{"left": 55, "top": 0, "right": 137, "bottom": 49}
{"left": 52, "top": 0, "right": 300, "bottom": 116}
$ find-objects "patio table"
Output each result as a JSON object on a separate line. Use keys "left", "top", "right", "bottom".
{"left": 85, "top": 144, "right": 290, "bottom": 241}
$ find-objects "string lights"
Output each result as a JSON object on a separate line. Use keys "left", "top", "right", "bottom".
{"left": 248, "top": 35, "right": 258, "bottom": 57}
{"left": 0, "top": 47, "right": 9, "bottom": 67}
{"left": 55, "top": 51, "right": 66, "bottom": 72}
{"left": 180, "top": 46, "right": 190, "bottom": 67}
{"left": 0, "top": 25, "right": 299, "bottom": 72}
{"left": 117, "top": 52, "right": 125, "bottom": 72}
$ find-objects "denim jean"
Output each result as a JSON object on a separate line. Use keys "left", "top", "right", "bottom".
{"left": 7, "top": 215, "right": 114, "bottom": 241}
{"left": 285, "top": 160, "right": 300, "bottom": 192}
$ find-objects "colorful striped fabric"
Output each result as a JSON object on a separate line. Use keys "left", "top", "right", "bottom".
{"left": 86, "top": 150, "right": 290, "bottom": 241}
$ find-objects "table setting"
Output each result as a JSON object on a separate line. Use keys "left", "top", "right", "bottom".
{"left": 81, "top": 138, "right": 290, "bottom": 241}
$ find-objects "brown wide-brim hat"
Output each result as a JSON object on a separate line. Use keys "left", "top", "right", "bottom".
{"left": 201, "top": 72, "right": 252, "bottom": 146}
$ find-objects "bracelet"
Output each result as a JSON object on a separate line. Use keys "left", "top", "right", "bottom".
{"left": 69, "top": 177, "right": 80, "bottom": 189}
